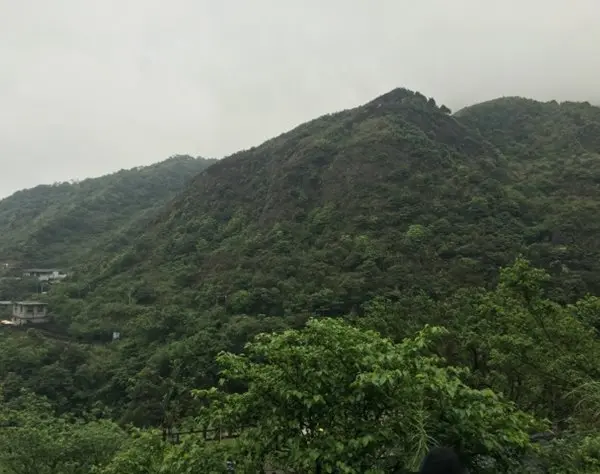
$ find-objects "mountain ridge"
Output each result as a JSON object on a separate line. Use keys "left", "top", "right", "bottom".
{"left": 7, "top": 89, "right": 600, "bottom": 318}
{"left": 0, "top": 155, "right": 217, "bottom": 269}
{"left": 71, "top": 88, "right": 544, "bottom": 320}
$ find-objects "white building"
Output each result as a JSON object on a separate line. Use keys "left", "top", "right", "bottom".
{"left": 11, "top": 301, "right": 49, "bottom": 325}
{"left": 23, "top": 268, "right": 68, "bottom": 282}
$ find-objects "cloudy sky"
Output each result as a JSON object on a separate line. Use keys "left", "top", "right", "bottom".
{"left": 0, "top": 0, "right": 598, "bottom": 197}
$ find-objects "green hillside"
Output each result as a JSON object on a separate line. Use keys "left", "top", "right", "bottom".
{"left": 3, "top": 89, "right": 600, "bottom": 472}
{"left": 0, "top": 155, "right": 216, "bottom": 269}
{"left": 455, "top": 96, "right": 600, "bottom": 156}
{"left": 73, "top": 91, "right": 600, "bottom": 319}
{"left": 77, "top": 89, "right": 511, "bottom": 314}
{"left": 457, "top": 97, "right": 600, "bottom": 298}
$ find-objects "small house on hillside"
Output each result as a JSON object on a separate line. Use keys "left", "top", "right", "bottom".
{"left": 23, "top": 268, "right": 67, "bottom": 282}
{"left": 11, "top": 301, "right": 49, "bottom": 325}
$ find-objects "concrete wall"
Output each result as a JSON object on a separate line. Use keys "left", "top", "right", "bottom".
{"left": 12, "top": 304, "right": 49, "bottom": 324}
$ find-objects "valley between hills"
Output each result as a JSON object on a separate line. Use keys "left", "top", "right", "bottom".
{"left": 2, "top": 88, "right": 600, "bottom": 472}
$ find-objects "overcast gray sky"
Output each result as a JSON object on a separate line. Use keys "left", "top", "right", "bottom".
{"left": 0, "top": 0, "right": 599, "bottom": 198}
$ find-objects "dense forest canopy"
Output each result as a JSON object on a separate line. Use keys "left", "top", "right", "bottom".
{"left": 2, "top": 88, "right": 600, "bottom": 472}
{"left": 0, "top": 155, "right": 216, "bottom": 269}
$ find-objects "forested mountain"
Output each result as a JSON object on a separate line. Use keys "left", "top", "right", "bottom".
{"left": 3, "top": 89, "right": 600, "bottom": 472}
{"left": 456, "top": 96, "right": 600, "bottom": 156}
{"left": 75, "top": 90, "right": 600, "bottom": 318}
{"left": 77, "top": 90, "right": 508, "bottom": 316}
{"left": 0, "top": 155, "right": 216, "bottom": 268}
{"left": 457, "top": 97, "right": 600, "bottom": 296}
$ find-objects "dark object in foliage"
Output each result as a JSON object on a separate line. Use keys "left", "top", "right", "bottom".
{"left": 419, "top": 447, "right": 465, "bottom": 474}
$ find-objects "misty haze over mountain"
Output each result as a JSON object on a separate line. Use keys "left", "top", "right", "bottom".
{"left": 1, "top": 0, "right": 599, "bottom": 198}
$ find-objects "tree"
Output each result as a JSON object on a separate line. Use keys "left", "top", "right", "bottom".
{"left": 439, "top": 258, "right": 600, "bottom": 425}
{"left": 0, "top": 391, "right": 126, "bottom": 474}
{"left": 194, "top": 318, "right": 540, "bottom": 473}
{"left": 95, "top": 430, "right": 166, "bottom": 474}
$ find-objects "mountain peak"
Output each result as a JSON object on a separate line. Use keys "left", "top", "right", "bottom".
{"left": 83, "top": 88, "right": 508, "bottom": 315}
{"left": 365, "top": 87, "right": 452, "bottom": 115}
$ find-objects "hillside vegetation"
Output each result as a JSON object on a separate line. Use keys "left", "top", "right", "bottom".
{"left": 0, "top": 155, "right": 216, "bottom": 268}
{"left": 3, "top": 89, "right": 600, "bottom": 472}
{"left": 73, "top": 91, "right": 600, "bottom": 317}
{"left": 79, "top": 89, "right": 510, "bottom": 315}
{"left": 457, "top": 97, "right": 600, "bottom": 298}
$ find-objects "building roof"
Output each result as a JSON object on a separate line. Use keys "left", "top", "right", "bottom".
{"left": 15, "top": 301, "right": 48, "bottom": 306}
{"left": 23, "top": 268, "right": 61, "bottom": 273}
